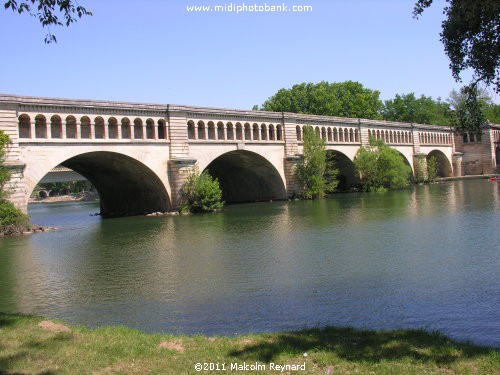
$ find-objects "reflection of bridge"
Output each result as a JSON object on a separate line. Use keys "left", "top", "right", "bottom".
{"left": 1, "top": 94, "right": 498, "bottom": 217}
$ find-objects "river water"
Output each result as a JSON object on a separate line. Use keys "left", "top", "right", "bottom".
{"left": 0, "top": 180, "right": 499, "bottom": 347}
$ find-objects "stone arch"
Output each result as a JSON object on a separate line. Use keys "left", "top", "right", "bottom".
{"left": 244, "top": 123, "right": 251, "bottom": 140}
{"left": 427, "top": 150, "right": 453, "bottom": 177}
{"left": 268, "top": 124, "right": 275, "bottom": 141}
{"left": 207, "top": 121, "right": 216, "bottom": 140}
{"left": 197, "top": 121, "right": 206, "bottom": 140}
{"left": 50, "top": 115, "right": 62, "bottom": 139}
{"left": 108, "top": 117, "right": 119, "bottom": 139}
{"left": 27, "top": 151, "right": 171, "bottom": 217}
{"left": 35, "top": 114, "right": 47, "bottom": 138}
{"left": 327, "top": 127, "right": 332, "bottom": 142}
{"left": 18, "top": 114, "right": 31, "bottom": 138}
{"left": 252, "top": 123, "right": 259, "bottom": 140}
{"left": 203, "top": 150, "right": 286, "bottom": 203}
{"left": 296, "top": 125, "right": 302, "bottom": 141}
{"left": 187, "top": 120, "right": 196, "bottom": 140}
{"left": 326, "top": 150, "right": 358, "bottom": 191}
{"left": 146, "top": 118, "right": 155, "bottom": 139}
{"left": 121, "top": 118, "right": 131, "bottom": 139}
{"left": 260, "top": 124, "right": 267, "bottom": 141}
{"left": 236, "top": 122, "right": 243, "bottom": 140}
{"left": 276, "top": 124, "right": 283, "bottom": 141}
{"left": 321, "top": 127, "right": 327, "bottom": 141}
{"left": 496, "top": 145, "right": 500, "bottom": 169}
{"left": 133, "top": 118, "right": 143, "bottom": 139}
{"left": 66, "top": 116, "right": 77, "bottom": 138}
{"left": 226, "top": 122, "right": 234, "bottom": 140}
{"left": 94, "top": 116, "right": 105, "bottom": 139}
{"left": 157, "top": 119, "right": 167, "bottom": 139}
{"left": 217, "top": 121, "right": 225, "bottom": 140}
{"left": 81, "top": 116, "right": 91, "bottom": 139}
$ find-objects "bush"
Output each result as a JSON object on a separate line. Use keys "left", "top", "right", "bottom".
{"left": 414, "top": 154, "right": 439, "bottom": 183}
{"left": 427, "top": 156, "right": 438, "bottom": 182}
{"left": 354, "top": 137, "right": 411, "bottom": 191}
{"left": 296, "top": 126, "right": 338, "bottom": 199}
{"left": 182, "top": 170, "right": 224, "bottom": 213}
{"left": 0, "top": 200, "right": 31, "bottom": 235}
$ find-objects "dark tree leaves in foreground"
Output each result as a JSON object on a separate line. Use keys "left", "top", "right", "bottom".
{"left": 414, "top": 0, "right": 499, "bottom": 133}
{"left": 4, "top": 0, "right": 91, "bottom": 43}
{"left": 414, "top": 0, "right": 499, "bottom": 93}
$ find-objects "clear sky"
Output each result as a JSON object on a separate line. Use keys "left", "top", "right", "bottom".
{"left": 1, "top": 0, "right": 495, "bottom": 109}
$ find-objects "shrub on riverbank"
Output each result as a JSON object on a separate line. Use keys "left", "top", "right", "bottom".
{"left": 296, "top": 125, "right": 339, "bottom": 199}
{"left": 0, "top": 130, "right": 32, "bottom": 235}
{"left": 0, "top": 200, "right": 31, "bottom": 235}
{"left": 182, "top": 170, "right": 224, "bottom": 213}
{"left": 0, "top": 312, "right": 498, "bottom": 374}
{"left": 354, "top": 137, "right": 412, "bottom": 191}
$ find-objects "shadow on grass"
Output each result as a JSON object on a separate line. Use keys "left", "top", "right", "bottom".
{"left": 0, "top": 313, "right": 19, "bottom": 329}
{"left": 0, "top": 313, "right": 70, "bottom": 375}
{"left": 229, "top": 327, "right": 497, "bottom": 364}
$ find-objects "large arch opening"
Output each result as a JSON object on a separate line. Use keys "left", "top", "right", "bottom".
{"left": 37, "top": 152, "right": 172, "bottom": 217}
{"left": 393, "top": 150, "right": 415, "bottom": 182}
{"left": 204, "top": 150, "right": 286, "bottom": 203}
{"left": 325, "top": 150, "right": 358, "bottom": 191}
{"left": 496, "top": 145, "right": 500, "bottom": 171}
{"left": 427, "top": 150, "right": 452, "bottom": 177}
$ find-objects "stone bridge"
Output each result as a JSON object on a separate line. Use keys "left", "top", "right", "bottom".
{"left": 1, "top": 95, "right": 498, "bottom": 217}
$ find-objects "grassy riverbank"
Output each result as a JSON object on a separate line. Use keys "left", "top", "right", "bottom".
{"left": 1, "top": 313, "right": 498, "bottom": 374}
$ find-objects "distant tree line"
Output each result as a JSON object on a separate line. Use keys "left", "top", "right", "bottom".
{"left": 254, "top": 81, "right": 499, "bottom": 132}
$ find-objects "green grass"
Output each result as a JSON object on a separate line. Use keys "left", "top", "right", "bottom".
{"left": 0, "top": 312, "right": 499, "bottom": 374}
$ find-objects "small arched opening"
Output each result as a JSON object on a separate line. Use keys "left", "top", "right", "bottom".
{"left": 427, "top": 150, "right": 453, "bottom": 177}
{"left": 108, "top": 117, "right": 118, "bottom": 139}
{"left": 94, "top": 117, "right": 105, "bottom": 139}
{"left": 35, "top": 115, "right": 47, "bottom": 139}
{"left": 66, "top": 116, "right": 77, "bottom": 138}
{"left": 18, "top": 114, "right": 31, "bottom": 138}
{"left": 50, "top": 115, "right": 62, "bottom": 139}
{"left": 146, "top": 119, "right": 155, "bottom": 139}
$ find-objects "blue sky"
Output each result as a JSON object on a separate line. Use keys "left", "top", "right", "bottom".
{"left": 1, "top": 0, "right": 495, "bottom": 109}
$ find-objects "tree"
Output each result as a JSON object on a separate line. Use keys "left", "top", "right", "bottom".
{"left": 448, "top": 86, "right": 490, "bottom": 133}
{"left": 427, "top": 156, "right": 438, "bottom": 182}
{"left": 258, "top": 81, "right": 383, "bottom": 119}
{"left": 4, "top": 0, "right": 91, "bottom": 43}
{"left": 296, "top": 126, "right": 338, "bottom": 199}
{"left": 0, "top": 130, "right": 11, "bottom": 200}
{"left": 182, "top": 169, "right": 224, "bottom": 213}
{"left": 414, "top": 1, "right": 499, "bottom": 134}
{"left": 382, "top": 93, "right": 452, "bottom": 125}
{"left": 414, "top": 0, "right": 499, "bottom": 93}
{"left": 484, "top": 102, "right": 500, "bottom": 124}
{"left": 0, "top": 130, "right": 31, "bottom": 235}
{"left": 354, "top": 138, "right": 412, "bottom": 192}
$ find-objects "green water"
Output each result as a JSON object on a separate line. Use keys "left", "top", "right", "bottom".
{"left": 0, "top": 180, "right": 499, "bottom": 347}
